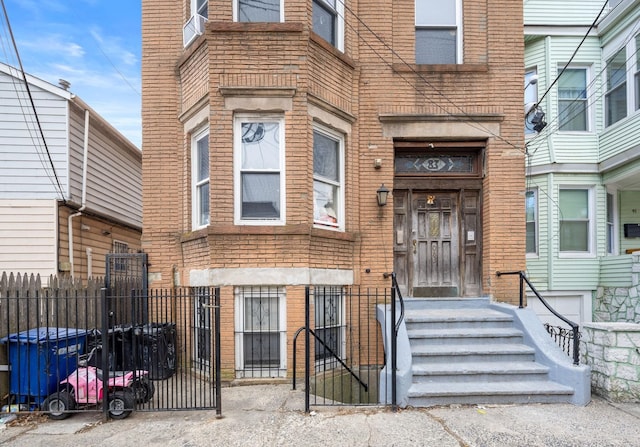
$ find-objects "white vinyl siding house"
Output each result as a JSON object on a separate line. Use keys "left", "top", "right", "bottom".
{"left": 0, "top": 62, "right": 142, "bottom": 280}
{"left": 67, "top": 100, "right": 143, "bottom": 228}
{"left": 0, "top": 66, "right": 70, "bottom": 200}
{"left": 0, "top": 200, "right": 58, "bottom": 277}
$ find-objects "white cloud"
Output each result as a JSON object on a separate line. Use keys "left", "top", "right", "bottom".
{"left": 19, "top": 35, "right": 85, "bottom": 59}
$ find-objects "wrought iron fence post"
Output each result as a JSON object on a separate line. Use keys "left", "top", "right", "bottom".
{"left": 304, "top": 286, "right": 310, "bottom": 413}
{"left": 100, "top": 287, "right": 109, "bottom": 421}
{"left": 572, "top": 328, "right": 580, "bottom": 366}
{"left": 215, "top": 287, "right": 222, "bottom": 417}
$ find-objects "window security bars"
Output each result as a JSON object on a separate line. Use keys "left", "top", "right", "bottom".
{"left": 235, "top": 286, "right": 286, "bottom": 378}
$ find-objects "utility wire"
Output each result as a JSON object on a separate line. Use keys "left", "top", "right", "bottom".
{"left": 533, "top": 0, "right": 609, "bottom": 109}
{"left": 92, "top": 33, "right": 140, "bottom": 97}
{"left": 0, "top": 0, "right": 66, "bottom": 201}
{"left": 526, "top": 16, "right": 640, "bottom": 153}
{"left": 337, "top": 0, "right": 527, "bottom": 154}
{"left": 522, "top": 3, "right": 637, "bottom": 260}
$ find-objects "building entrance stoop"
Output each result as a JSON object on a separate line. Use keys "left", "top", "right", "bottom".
{"left": 382, "top": 297, "right": 590, "bottom": 407}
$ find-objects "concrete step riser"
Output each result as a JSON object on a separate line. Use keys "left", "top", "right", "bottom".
{"left": 408, "top": 336, "right": 524, "bottom": 346}
{"left": 411, "top": 372, "right": 550, "bottom": 384}
{"left": 406, "top": 320, "right": 514, "bottom": 330}
{"left": 408, "top": 393, "right": 574, "bottom": 407}
{"left": 403, "top": 298, "right": 491, "bottom": 311}
{"left": 412, "top": 352, "right": 536, "bottom": 363}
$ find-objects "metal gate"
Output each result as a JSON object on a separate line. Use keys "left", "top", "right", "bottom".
{"left": 0, "top": 269, "right": 221, "bottom": 418}
{"left": 101, "top": 286, "right": 221, "bottom": 414}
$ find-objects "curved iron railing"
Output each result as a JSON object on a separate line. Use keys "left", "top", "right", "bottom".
{"left": 384, "top": 272, "right": 405, "bottom": 334}
{"left": 291, "top": 326, "right": 368, "bottom": 393}
{"left": 496, "top": 270, "right": 580, "bottom": 365}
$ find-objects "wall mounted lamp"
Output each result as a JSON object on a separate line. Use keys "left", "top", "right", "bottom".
{"left": 377, "top": 183, "right": 390, "bottom": 206}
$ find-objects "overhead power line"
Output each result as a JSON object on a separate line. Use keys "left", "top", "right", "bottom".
{"left": 534, "top": 0, "right": 609, "bottom": 109}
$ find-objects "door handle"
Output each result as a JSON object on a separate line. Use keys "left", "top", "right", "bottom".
{"left": 412, "top": 239, "right": 417, "bottom": 254}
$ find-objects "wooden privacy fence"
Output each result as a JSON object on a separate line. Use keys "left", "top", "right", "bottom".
{"left": 0, "top": 272, "right": 104, "bottom": 339}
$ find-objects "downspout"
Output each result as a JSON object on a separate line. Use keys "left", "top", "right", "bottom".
{"left": 68, "top": 108, "right": 90, "bottom": 278}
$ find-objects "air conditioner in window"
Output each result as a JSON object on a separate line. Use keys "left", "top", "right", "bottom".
{"left": 183, "top": 14, "right": 208, "bottom": 48}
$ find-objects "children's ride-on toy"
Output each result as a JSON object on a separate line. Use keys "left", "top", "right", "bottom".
{"left": 41, "top": 347, "right": 155, "bottom": 420}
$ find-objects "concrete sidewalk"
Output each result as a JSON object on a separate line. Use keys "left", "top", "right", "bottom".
{"left": 1, "top": 384, "right": 639, "bottom": 447}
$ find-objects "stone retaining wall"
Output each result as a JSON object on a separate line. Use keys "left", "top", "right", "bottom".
{"left": 594, "top": 253, "right": 640, "bottom": 323}
{"left": 582, "top": 323, "right": 640, "bottom": 402}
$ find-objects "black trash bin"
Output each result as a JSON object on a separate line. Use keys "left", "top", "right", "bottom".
{"left": 85, "top": 325, "right": 136, "bottom": 372}
{"left": 139, "top": 323, "right": 176, "bottom": 380}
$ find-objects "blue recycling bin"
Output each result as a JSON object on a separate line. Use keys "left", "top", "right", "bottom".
{"left": 0, "top": 327, "right": 88, "bottom": 406}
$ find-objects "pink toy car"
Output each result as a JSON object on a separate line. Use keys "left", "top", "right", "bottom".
{"left": 41, "top": 347, "right": 154, "bottom": 420}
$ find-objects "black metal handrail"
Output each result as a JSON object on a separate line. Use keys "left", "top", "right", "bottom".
{"left": 292, "top": 326, "right": 368, "bottom": 393}
{"left": 383, "top": 271, "right": 405, "bottom": 411}
{"left": 496, "top": 270, "right": 580, "bottom": 365}
{"left": 385, "top": 272, "right": 405, "bottom": 334}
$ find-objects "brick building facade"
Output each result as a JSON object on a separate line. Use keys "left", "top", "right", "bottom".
{"left": 141, "top": 0, "right": 525, "bottom": 379}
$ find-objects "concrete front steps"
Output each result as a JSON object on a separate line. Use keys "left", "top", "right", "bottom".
{"left": 404, "top": 298, "right": 576, "bottom": 406}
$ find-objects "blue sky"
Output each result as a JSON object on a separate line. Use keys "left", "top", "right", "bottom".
{"left": 1, "top": 0, "right": 142, "bottom": 147}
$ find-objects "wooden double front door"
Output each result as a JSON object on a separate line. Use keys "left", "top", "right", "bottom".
{"left": 393, "top": 189, "right": 481, "bottom": 297}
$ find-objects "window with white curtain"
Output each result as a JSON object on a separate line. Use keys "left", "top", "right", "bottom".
{"left": 234, "top": 115, "right": 285, "bottom": 224}
{"left": 313, "top": 126, "right": 344, "bottom": 230}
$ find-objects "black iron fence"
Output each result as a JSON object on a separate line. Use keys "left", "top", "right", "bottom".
{"left": 544, "top": 323, "right": 580, "bottom": 359}
{"left": 0, "top": 272, "right": 221, "bottom": 419}
{"left": 293, "top": 284, "right": 399, "bottom": 411}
